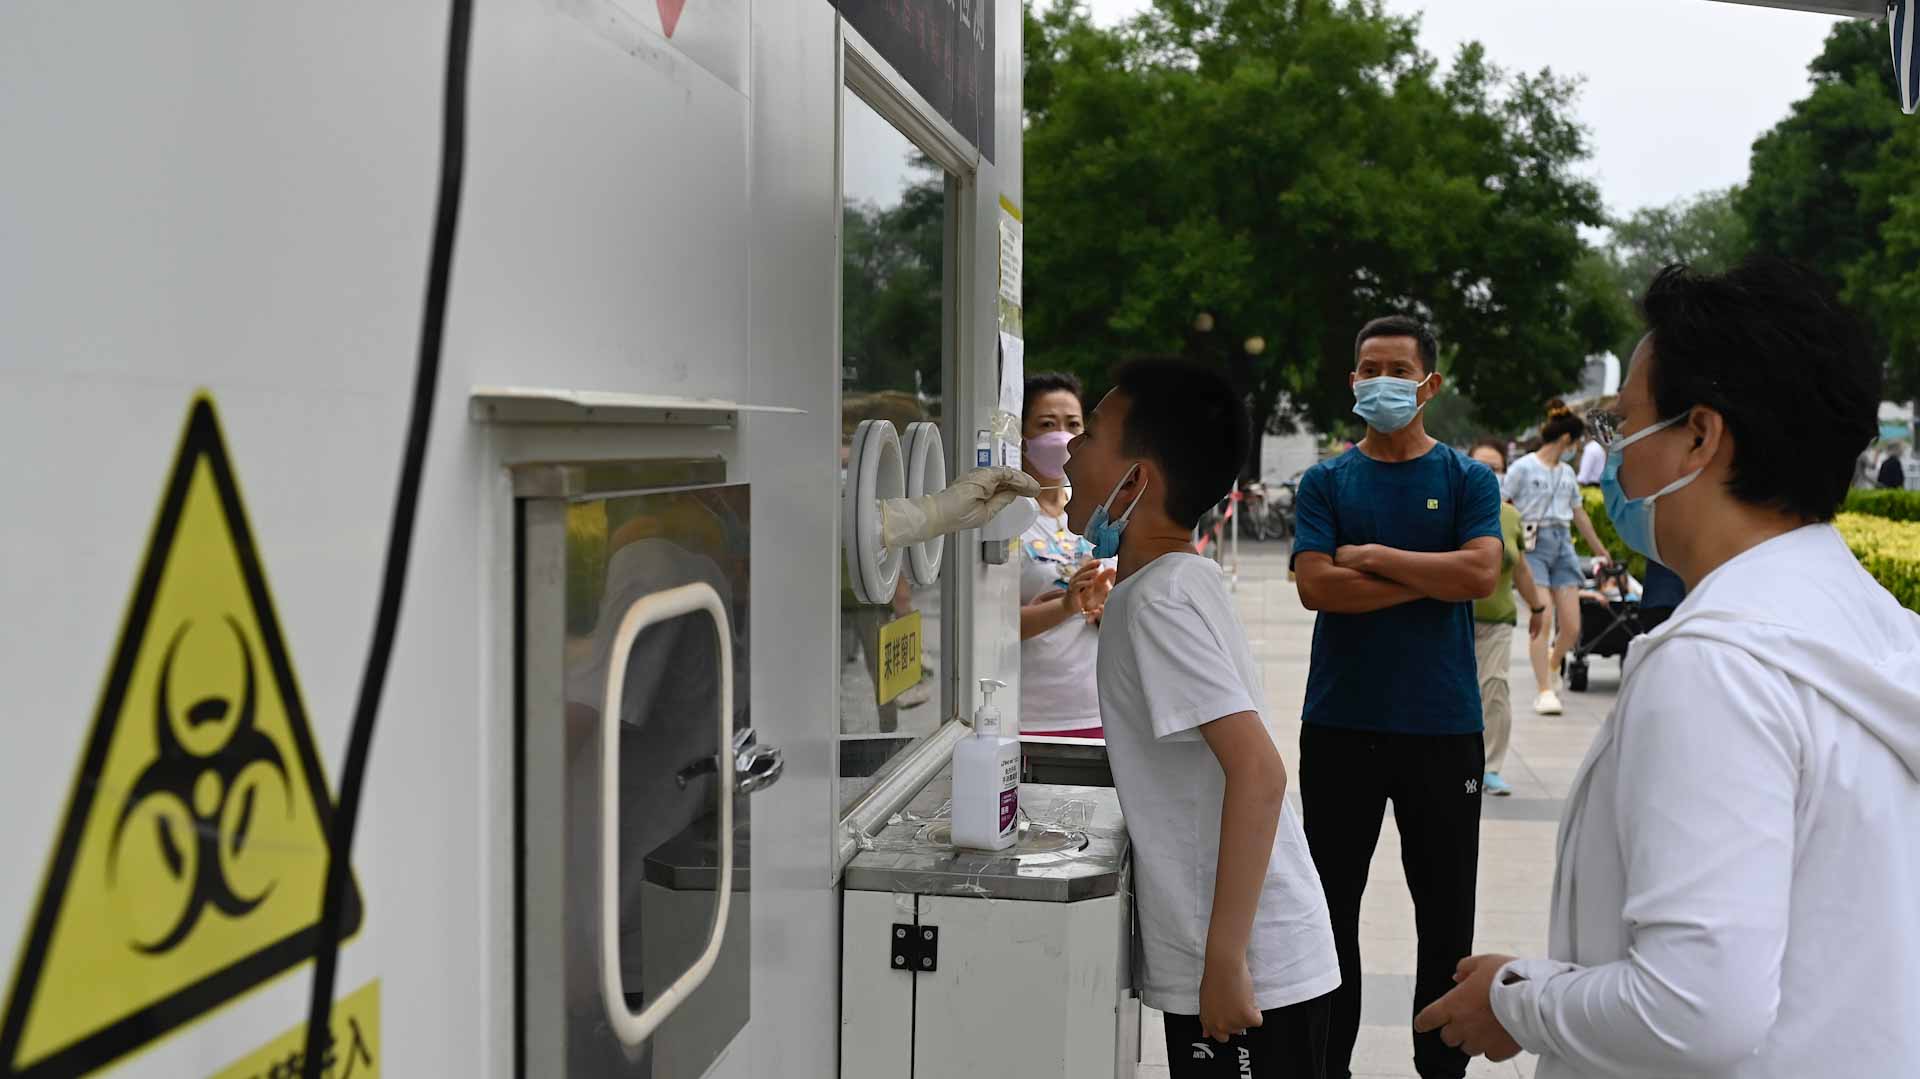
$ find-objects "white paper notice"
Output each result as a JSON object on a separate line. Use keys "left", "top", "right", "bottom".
{"left": 998, "top": 215, "right": 1022, "bottom": 306}
{"left": 998, "top": 332, "right": 1024, "bottom": 417}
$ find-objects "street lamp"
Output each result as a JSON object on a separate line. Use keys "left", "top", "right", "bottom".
{"left": 1193, "top": 312, "right": 1215, "bottom": 333}
{"left": 1244, "top": 336, "right": 1266, "bottom": 357}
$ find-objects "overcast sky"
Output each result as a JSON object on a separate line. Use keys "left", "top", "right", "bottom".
{"left": 846, "top": 2, "right": 1855, "bottom": 223}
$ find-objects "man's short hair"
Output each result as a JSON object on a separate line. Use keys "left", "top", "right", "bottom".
{"left": 1111, "top": 357, "right": 1251, "bottom": 529}
{"left": 1640, "top": 257, "right": 1881, "bottom": 522}
{"left": 1354, "top": 315, "right": 1439, "bottom": 374}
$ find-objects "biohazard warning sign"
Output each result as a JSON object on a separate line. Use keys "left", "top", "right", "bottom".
{"left": 0, "top": 397, "right": 362, "bottom": 1078}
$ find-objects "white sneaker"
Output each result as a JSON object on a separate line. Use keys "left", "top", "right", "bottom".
{"left": 1535, "top": 690, "right": 1564, "bottom": 716}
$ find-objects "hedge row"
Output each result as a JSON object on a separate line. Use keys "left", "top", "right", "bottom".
{"left": 1835, "top": 513, "right": 1920, "bottom": 611}
{"left": 1574, "top": 489, "right": 1920, "bottom": 611}
{"left": 1575, "top": 488, "right": 1648, "bottom": 581}
{"left": 1843, "top": 488, "right": 1920, "bottom": 523}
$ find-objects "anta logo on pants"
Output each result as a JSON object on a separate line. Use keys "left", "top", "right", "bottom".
{"left": 1239, "top": 1046, "right": 1254, "bottom": 1075}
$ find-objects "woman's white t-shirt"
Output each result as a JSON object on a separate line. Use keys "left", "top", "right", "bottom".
{"left": 1017, "top": 511, "right": 1106, "bottom": 732}
{"left": 1505, "top": 453, "right": 1579, "bottom": 525}
{"left": 1096, "top": 554, "right": 1340, "bottom": 1015}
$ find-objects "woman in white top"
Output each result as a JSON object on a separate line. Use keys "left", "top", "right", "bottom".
{"left": 1416, "top": 259, "right": 1920, "bottom": 1078}
{"left": 1017, "top": 372, "right": 1115, "bottom": 738}
{"left": 1505, "top": 402, "right": 1613, "bottom": 716}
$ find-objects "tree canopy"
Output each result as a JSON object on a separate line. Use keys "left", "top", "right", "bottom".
{"left": 1022, "top": 0, "right": 1625, "bottom": 460}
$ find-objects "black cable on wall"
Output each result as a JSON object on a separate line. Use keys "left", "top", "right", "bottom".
{"left": 302, "top": 0, "right": 472, "bottom": 1072}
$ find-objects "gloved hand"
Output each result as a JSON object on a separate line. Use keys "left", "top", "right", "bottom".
{"left": 879, "top": 467, "right": 1042, "bottom": 548}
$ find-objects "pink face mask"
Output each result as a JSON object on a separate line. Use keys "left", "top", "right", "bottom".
{"left": 1024, "top": 431, "right": 1074, "bottom": 479}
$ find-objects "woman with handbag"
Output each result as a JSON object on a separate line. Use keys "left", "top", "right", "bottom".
{"left": 1505, "top": 402, "right": 1614, "bottom": 715}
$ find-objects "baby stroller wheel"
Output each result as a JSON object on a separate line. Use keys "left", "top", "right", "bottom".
{"left": 1567, "top": 658, "right": 1590, "bottom": 693}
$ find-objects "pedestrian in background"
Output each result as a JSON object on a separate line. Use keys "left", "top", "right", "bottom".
{"left": 1467, "top": 440, "right": 1546, "bottom": 799}
{"left": 1506, "top": 403, "right": 1614, "bottom": 717}
{"left": 1575, "top": 435, "right": 1605, "bottom": 486}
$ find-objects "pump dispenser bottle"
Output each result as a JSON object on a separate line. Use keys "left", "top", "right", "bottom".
{"left": 951, "top": 678, "right": 1019, "bottom": 851}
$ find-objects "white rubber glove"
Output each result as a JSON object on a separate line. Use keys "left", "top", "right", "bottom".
{"left": 879, "top": 467, "right": 1043, "bottom": 548}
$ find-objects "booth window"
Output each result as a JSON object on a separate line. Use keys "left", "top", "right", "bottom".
{"left": 838, "top": 86, "right": 958, "bottom": 813}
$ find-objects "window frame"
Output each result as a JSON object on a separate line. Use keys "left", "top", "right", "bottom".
{"left": 831, "top": 20, "right": 983, "bottom": 875}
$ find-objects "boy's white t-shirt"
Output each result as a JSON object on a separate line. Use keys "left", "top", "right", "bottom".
{"left": 1096, "top": 553, "right": 1340, "bottom": 1015}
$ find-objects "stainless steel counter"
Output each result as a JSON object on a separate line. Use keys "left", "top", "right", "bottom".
{"left": 843, "top": 778, "right": 1128, "bottom": 903}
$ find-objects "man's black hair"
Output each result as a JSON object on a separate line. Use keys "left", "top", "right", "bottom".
{"left": 1354, "top": 314, "right": 1439, "bottom": 374}
{"left": 1110, "top": 357, "right": 1251, "bottom": 529}
{"left": 1639, "top": 257, "right": 1881, "bottom": 522}
{"left": 1023, "top": 371, "right": 1084, "bottom": 416}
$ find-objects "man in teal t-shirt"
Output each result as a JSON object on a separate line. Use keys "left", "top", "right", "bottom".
{"left": 1290, "top": 317, "right": 1504, "bottom": 1079}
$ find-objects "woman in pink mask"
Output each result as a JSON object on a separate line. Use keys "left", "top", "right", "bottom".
{"left": 1018, "top": 372, "right": 1116, "bottom": 739}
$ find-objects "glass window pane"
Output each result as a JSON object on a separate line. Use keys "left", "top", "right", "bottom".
{"left": 838, "top": 88, "right": 954, "bottom": 814}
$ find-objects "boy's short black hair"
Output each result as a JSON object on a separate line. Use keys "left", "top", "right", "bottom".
{"left": 1355, "top": 314, "right": 1439, "bottom": 374}
{"left": 1110, "top": 357, "right": 1251, "bottom": 529}
{"left": 1640, "top": 257, "right": 1881, "bottom": 522}
{"left": 1023, "top": 371, "right": 1084, "bottom": 416}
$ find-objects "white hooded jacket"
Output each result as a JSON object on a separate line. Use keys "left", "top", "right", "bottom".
{"left": 1490, "top": 524, "right": 1920, "bottom": 1078}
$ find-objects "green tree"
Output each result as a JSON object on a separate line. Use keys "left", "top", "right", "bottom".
{"left": 1741, "top": 19, "right": 1918, "bottom": 397}
{"left": 1599, "top": 188, "right": 1748, "bottom": 362}
{"left": 1023, "top": 0, "right": 1624, "bottom": 469}
{"left": 842, "top": 157, "right": 946, "bottom": 401}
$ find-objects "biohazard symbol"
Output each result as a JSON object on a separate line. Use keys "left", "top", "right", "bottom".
{"left": 0, "top": 397, "right": 361, "bottom": 1079}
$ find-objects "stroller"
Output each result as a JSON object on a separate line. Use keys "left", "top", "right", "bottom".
{"left": 1564, "top": 562, "right": 1643, "bottom": 692}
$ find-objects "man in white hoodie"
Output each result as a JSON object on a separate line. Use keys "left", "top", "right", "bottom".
{"left": 1415, "top": 258, "right": 1920, "bottom": 1077}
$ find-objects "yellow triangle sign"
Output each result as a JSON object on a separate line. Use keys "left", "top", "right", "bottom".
{"left": 1, "top": 397, "right": 362, "bottom": 1078}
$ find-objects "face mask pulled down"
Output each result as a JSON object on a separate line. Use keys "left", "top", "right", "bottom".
{"left": 1085, "top": 465, "right": 1147, "bottom": 559}
{"left": 1600, "top": 414, "right": 1703, "bottom": 566}
{"left": 1352, "top": 375, "right": 1431, "bottom": 434}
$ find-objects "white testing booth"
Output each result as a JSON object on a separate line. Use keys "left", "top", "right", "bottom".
{"left": 5, "top": 0, "right": 1889, "bottom": 1076}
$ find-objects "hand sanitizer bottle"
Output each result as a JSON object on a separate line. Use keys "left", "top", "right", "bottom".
{"left": 951, "top": 678, "right": 1019, "bottom": 851}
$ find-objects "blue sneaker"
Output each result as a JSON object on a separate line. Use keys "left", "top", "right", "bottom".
{"left": 1483, "top": 772, "right": 1512, "bottom": 797}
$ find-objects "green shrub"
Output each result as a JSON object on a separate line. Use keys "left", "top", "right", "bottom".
{"left": 1836, "top": 513, "right": 1920, "bottom": 611}
{"left": 1575, "top": 487, "right": 1647, "bottom": 580}
{"left": 1578, "top": 492, "right": 1920, "bottom": 611}
{"left": 1843, "top": 489, "right": 1920, "bottom": 524}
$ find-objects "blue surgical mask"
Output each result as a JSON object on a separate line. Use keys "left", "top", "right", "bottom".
{"left": 1600, "top": 414, "right": 1702, "bottom": 566}
{"left": 1085, "top": 465, "right": 1146, "bottom": 559}
{"left": 1352, "top": 375, "right": 1431, "bottom": 434}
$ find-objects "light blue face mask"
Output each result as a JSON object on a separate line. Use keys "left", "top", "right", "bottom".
{"left": 1600, "top": 414, "right": 1702, "bottom": 566}
{"left": 1085, "top": 465, "right": 1146, "bottom": 559}
{"left": 1352, "top": 375, "right": 1431, "bottom": 434}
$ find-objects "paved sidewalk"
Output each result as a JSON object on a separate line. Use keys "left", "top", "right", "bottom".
{"left": 1138, "top": 545, "right": 1619, "bottom": 1079}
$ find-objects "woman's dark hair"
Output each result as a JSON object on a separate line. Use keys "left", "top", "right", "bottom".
{"left": 1469, "top": 438, "right": 1508, "bottom": 468}
{"left": 1023, "top": 371, "right": 1084, "bottom": 417}
{"left": 1540, "top": 398, "right": 1586, "bottom": 446}
{"left": 1110, "top": 357, "right": 1250, "bottom": 529}
{"left": 1640, "top": 258, "right": 1881, "bottom": 522}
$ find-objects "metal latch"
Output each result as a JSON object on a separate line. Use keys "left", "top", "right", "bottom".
{"left": 891, "top": 924, "right": 938, "bottom": 973}
{"left": 675, "top": 727, "right": 785, "bottom": 794}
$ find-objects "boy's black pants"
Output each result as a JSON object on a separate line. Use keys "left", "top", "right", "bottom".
{"left": 1299, "top": 725, "right": 1484, "bottom": 1079}
{"left": 1162, "top": 991, "right": 1333, "bottom": 1077}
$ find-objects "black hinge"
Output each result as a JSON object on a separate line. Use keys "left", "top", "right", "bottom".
{"left": 890, "top": 923, "right": 938, "bottom": 973}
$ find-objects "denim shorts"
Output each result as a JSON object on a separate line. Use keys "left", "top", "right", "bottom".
{"left": 1525, "top": 524, "right": 1583, "bottom": 590}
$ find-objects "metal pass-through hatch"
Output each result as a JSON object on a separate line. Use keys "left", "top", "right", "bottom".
{"left": 515, "top": 457, "right": 780, "bottom": 1076}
